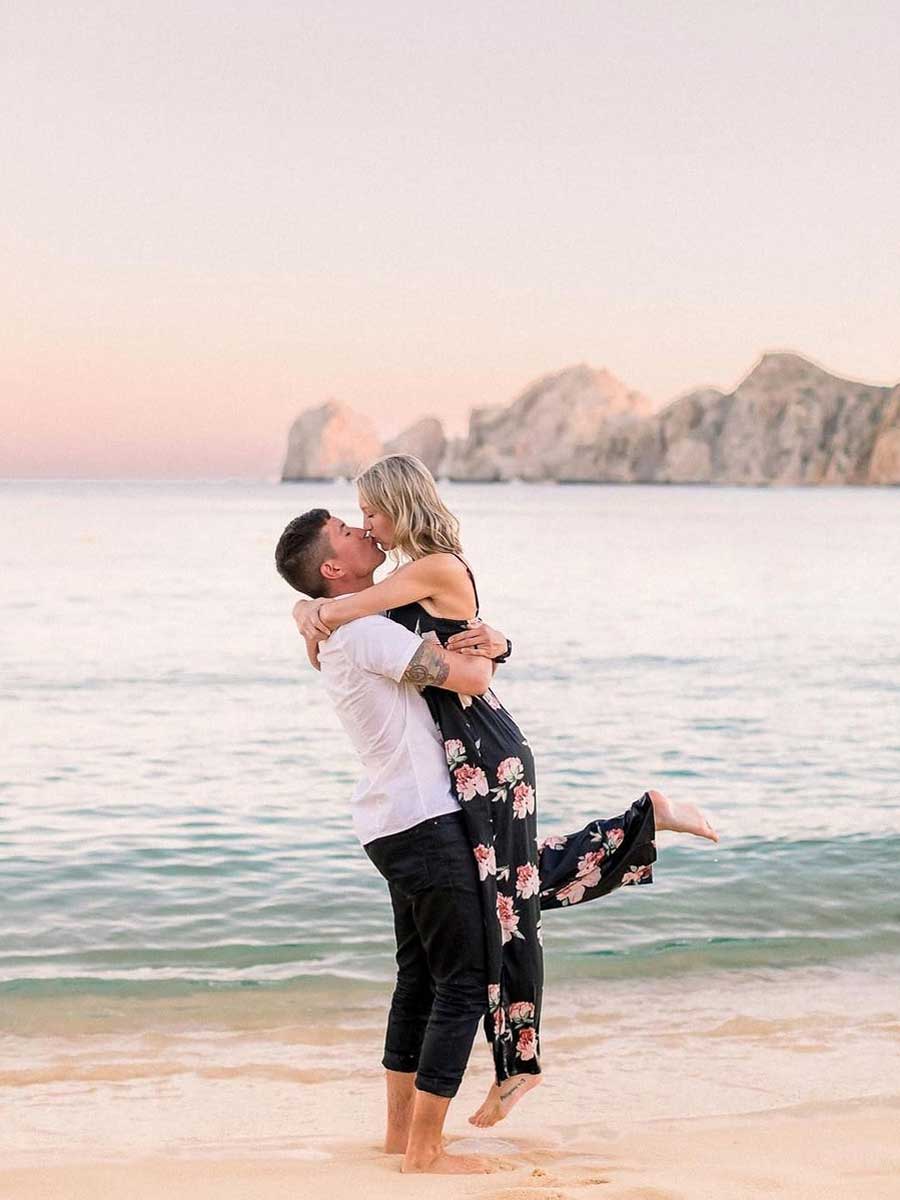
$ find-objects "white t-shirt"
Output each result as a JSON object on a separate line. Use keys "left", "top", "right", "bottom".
{"left": 317, "top": 612, "right": 460, "bottom": 845}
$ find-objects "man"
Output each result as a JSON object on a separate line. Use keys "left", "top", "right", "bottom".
{"left": 275, "top": 508, "right": 503, "bottom": 1176}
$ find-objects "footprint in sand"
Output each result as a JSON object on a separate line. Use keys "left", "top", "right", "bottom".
{"left": 488, "top": 1190, "right": 571, "bottom": 1200}
{"left": 447, "top": 1137, "right": 520, "bottom": 1157}
{"left": 611, "top": 1189, "right": 681, "bottom": 1200}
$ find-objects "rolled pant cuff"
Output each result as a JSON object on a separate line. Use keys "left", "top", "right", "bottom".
{"left": 383, "top": 1051, "right": 419, "bottom": 1073}
{"left": 415, "top": 1071, "right": 461, "bottom": 1099}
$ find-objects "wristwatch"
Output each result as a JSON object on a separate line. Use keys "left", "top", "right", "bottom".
{"left": 492, "top": 638, "right": 512, "bottom": 664}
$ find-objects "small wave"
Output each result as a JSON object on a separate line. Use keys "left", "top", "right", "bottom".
{"left": 5, "top": 671, "right": 301, "bottom": 693}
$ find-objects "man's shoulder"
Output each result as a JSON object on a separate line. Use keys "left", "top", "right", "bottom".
{"left": 322, "top": 613, "right": 409, "bottom": 659}
{"left": 321, "top": 612, "right": 421, "bottom": 682}
{"left": 330, "top": 613, "right": 393, "bottom": 645}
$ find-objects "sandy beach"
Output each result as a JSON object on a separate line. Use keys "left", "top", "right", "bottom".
{"left": 5, "top": 1099, "right": 900, "bottom": 1200}
{"left": 5, "top": 967, "right": 899, "bottom": 1199}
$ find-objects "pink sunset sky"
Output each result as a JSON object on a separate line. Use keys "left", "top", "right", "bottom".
{"left": 3, "top": 2, "right": 899, "bottom": 479}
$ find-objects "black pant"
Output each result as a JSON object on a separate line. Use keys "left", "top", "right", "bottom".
{"left": 364, "top": 809, "right": 487, "bottom": 1099}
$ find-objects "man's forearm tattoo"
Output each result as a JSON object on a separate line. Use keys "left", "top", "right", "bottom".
{"left": 402, "top": 641, "right": 450, "bottom": 689}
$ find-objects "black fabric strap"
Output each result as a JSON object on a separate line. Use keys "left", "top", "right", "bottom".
{"left": 451, "top": 552, "right": 480, "bottom": 618}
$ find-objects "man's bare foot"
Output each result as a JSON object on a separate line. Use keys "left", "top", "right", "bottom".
{"left": 468, "top": 1072, "right": 542, "bottom": 1128}
{"left": 401, "top": 1148, "right": 495, "bottom": 1174}
{"left": 648, "top": 788, "right": 718, "bottom": 842}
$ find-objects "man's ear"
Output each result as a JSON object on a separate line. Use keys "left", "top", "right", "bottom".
{"left": 320, "top": 559, "right": 343, "bottom": 582}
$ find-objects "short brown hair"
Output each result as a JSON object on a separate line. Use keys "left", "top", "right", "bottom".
{"left": 274, "top": 509, "right": 332, "bottom": 597}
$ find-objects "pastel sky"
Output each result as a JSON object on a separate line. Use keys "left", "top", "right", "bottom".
{"left": 3, "top": 1, "right": 899, "bottom": 478}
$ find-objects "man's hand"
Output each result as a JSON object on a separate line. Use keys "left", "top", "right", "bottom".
{"left": 293, "top": 597, "right": 332, "bottom": 642}
{"left": 446, "top": 619, "right": 507, "bottom": 658}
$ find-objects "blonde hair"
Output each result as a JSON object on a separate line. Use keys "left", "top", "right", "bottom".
{"left": 355, "top": 454, "right": 462, "bottom": 562}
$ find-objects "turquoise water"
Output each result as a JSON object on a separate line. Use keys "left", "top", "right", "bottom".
{"left": 2, "top": 480, "right": 898, "bottom": 1000}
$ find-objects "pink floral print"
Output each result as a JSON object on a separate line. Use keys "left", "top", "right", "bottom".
{"left": 444, "top": 739, "right": 466, "bottom": 768}
{"left": 538, "top": 807, "right": 655, "bottom": 910}
{"left": 512, "top": 783, "right": 536, "bottom": 819}
{"left": 515, "top": 862, "right": 540, "bottom": 899}
{"left": 496, "top": 756, "right": 524, "bottom": 785}
{"left": 577, "top": 848, "right": 605, "bottom": 877}
{"left": 473, "top": 843, "right": 497, "bottom": 880}
{"left": 622, "top": 863, "right": 653, "bottom": 885}
{"left": 555, "top": 875, "right": 596, "bottom": 906}
{"left": 454, "top": 763, "right": 489, "bottom": 802}
{"left": 516, "top": 1027, "right": 537, "bottom": 1061}
{"left": 496, "top": 892, "right": 524, "bottom": 943}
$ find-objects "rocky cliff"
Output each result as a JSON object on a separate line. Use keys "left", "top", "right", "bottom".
{"left": 444, "top": 352, "right": 898, "bottom": 485}
{"left": 384, "top": 416, "right": 447, "bottom": 476}
{"left": 652, "top": 353, "right": 894, "bottom": 485}
{"left": 442, "top": 364, "right": 653, "bottom": 482}
{"left": 281, "top": 354, "right": 900, "bottom": 485}
{"left": 281, "top": 401, "right": 383, "bottom": 481}
{"left": 281, "top": 405, "right": 446, "bottom": 481}
{"left": 867, "top": 385, "right": 900, "bottom": 484}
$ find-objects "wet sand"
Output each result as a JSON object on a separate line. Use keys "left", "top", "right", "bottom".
{"left": 4, "top": 1098, "right": 899, "bottom": 1200}
{"left": 3, "top": 967, "right": 899, "bottom": 1197}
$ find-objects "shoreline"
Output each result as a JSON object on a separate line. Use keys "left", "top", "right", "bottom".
{"left": 5, "top": 962, "right": 899, "bottom": 1195}
{"left": 3, "top": 953, "right": 897, "bottom": 1036}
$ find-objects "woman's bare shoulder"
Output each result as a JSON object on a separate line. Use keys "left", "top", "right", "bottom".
{"left": 396, "top": 552, "right": 467, "bottom": 577}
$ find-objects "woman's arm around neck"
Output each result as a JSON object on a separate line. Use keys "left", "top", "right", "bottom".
{"left": 320, "top": 553, "right": 471, "bottom": 631}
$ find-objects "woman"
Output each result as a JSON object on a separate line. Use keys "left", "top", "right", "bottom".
{"left": 294, "top": 454, "right": 716, "bottom": 1126}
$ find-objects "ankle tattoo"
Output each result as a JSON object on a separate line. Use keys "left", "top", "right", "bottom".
{"left": 499, "top": 1078, "right": 528, "bottom": 1101}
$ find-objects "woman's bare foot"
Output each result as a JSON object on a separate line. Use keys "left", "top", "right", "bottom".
{"left": 401, "top": 1148, "right": 495, "bottom": 1174}
{"left": 648, "top": 788, "right": 718, "bottom": 842}
{"left": 468, "top": 1072, "right": 542, "bottom": 1128}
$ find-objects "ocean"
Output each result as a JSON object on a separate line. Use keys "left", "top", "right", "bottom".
{"left": 2, "top": 479, "right": 899, "bottom": 1008}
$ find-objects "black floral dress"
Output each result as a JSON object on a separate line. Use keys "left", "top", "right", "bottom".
{"left": 387, "top": 563, "right": 657, "bottom": 1084}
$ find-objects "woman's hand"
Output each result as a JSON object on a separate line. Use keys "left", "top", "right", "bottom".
{"left": 446, "top": 619, "right": 507, "bottom": 658}
{"left": 293, "top": 597, "right": 332, "bottom": 642}
{"left": 304, "top": 634, "right": 322, "bottom": 671}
